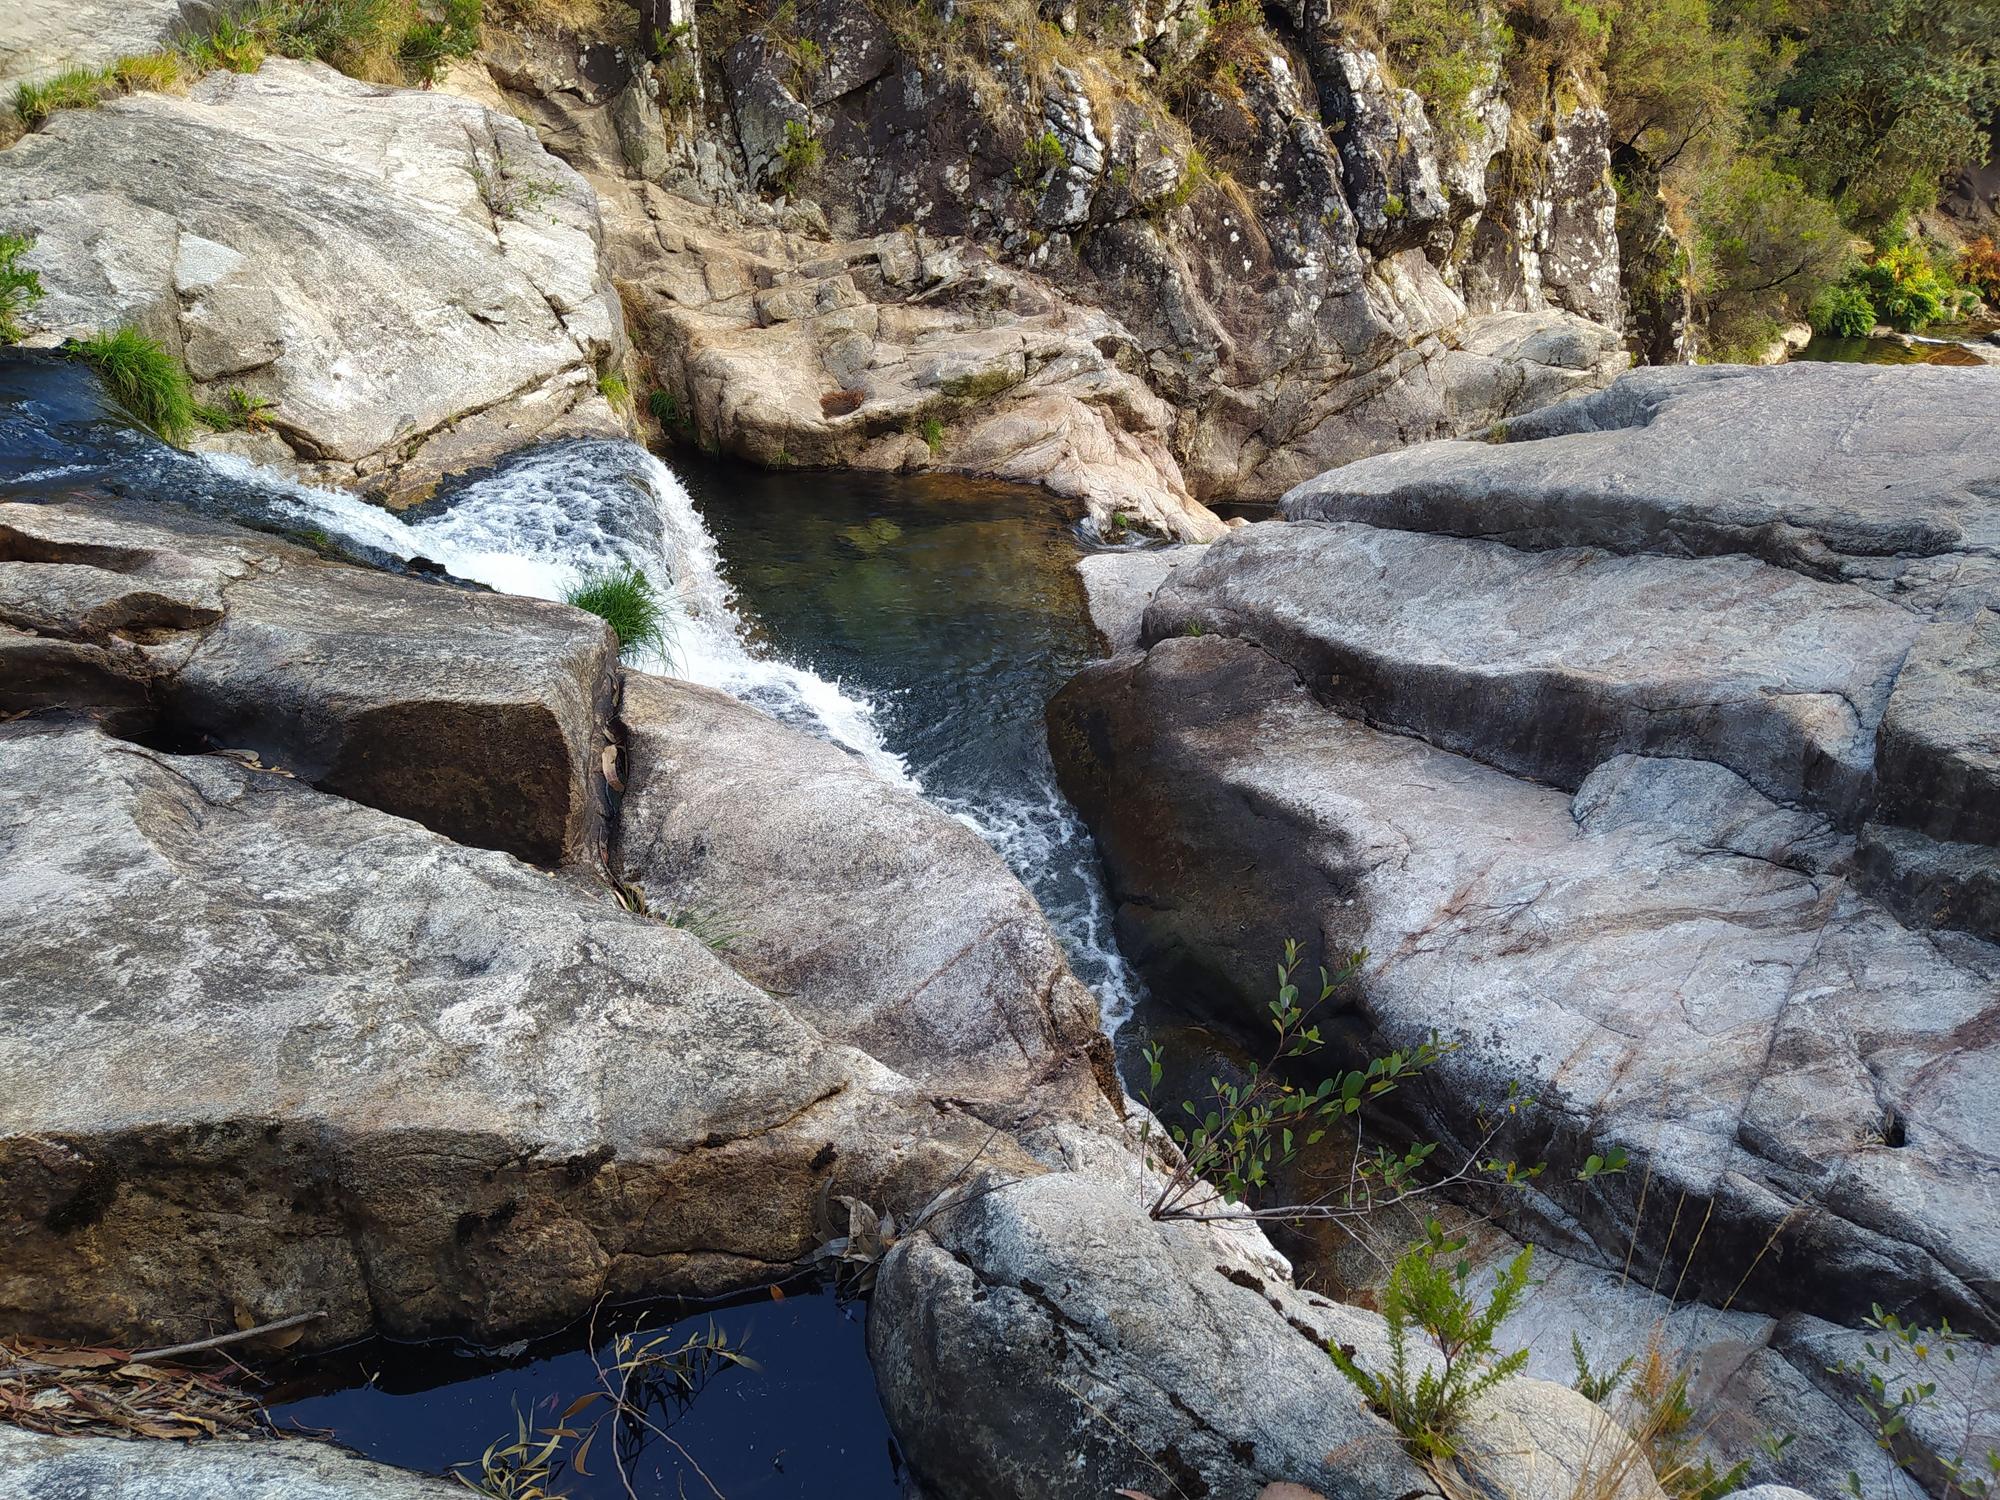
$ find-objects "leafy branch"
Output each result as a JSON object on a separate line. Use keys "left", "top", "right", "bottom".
{"left": 1135, "top": 940, "right": 1543, "bottom": 1230}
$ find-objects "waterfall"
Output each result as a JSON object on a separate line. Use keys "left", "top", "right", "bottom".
{"left": 207, "top": 440, "right": 915, "bottom": 787}
{"left": 202, "top": 438, "right": 1137, "bottom": 1031}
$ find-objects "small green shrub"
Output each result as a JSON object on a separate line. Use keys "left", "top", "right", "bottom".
{"left": 1328, "top": 1222, "right": 1534, "bottom": 1461}
{"left": 919, "top": 415, "right": 946, "bottom": 454}
{"left": 597, "top": 371, "right": 630, "bottom": 409}
{"left": 14, "top": 66, "right": 118, "bottom": 126}
{"left": 1383, "top": 191, "right": 1408, "bottom": 219}
{"left": 398, "top": 0, "right": 482, "bottom": 80}
{"left": 1014, "top": 128, "right": 1068, "bottom": 187}
{"left": 0, "top": 234, "right": 45, "bottom": 343}
{"left": 66, "top": 326, "right": 195, "bottom": 445}
{"left": 647, "top": 387, "right": 688, "bottom": 430}
{"left": 1570, "top": 1333, "right": 1635, "bottom": 1404}
{"left": 773, "top": 119, "right": 823, "bottom": 194}
{"left": 179, "top": 14, "right": 268, "bottom": 72}
{"left": 194, "top": 386, "right": 277, "bottom": 431}
{"left": 565, "top": 564, "right": 671, "bottom": 661}
{"left": 1832, "top": 1305, "right": 1999, "bottom": 1500}
{"left": 1809, "top": 283, "right": 1876, "bottom": 337}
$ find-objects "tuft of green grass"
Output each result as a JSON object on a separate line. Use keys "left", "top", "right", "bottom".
{"left": 0, "top": 234, "right": 45, "bottom": 343}
{"left": 565, "top": 564, "right": 672, "bottom": 662}
{"left": 112, "top": 52, "right": 187, "bottom": 93}
{"left": 179, "top": 14, "right": 267, "bottom": 73}
{"left": 14, "top": 66, "right": 118, "bottom": 127}
{"left": 919, "top": 414, "right": 946, "bottom": 455}
{"left": 66, "top": 326, "right": 196, "bottom": 445}
{"left": 194, "top": 386, "right": 277, "bottom": 431}
{"left": 597, "top": 371, "right": 630, "bottom": 409}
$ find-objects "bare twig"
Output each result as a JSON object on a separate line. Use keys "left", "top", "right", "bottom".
{"left": 0, "top": 1311, "right": 325, "bottom": 1382}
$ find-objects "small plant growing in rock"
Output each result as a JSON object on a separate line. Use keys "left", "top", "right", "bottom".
{"left": 597, "top": 371, "right": 630, "bottom": 409}
{"left": 1383, "top": 191, "right": 1408, "bottom": 219}
{"left": 565, "top": 564, "right": 673, "bottom": 662}
{"left": 1014, "top": 128, "right": 1068, "bottom": 187}
{"left": 65, "top": 326, "right": 195, "bottom": 445}
{"left": 919, "top": 415, "right": 946, "bottom": 455}
{"left": 1328, "top": 1220, "right": 1534, "bottom": 1461}
{"left": 194, "top": 386, "right": 277, "bottom": 432}
{"left": 1833, "top": 1305, "right": 1999, "bottom": 1500}
{"left": 0, "top": 234, "right": 45, "bottom": 342}
{"left": 774, "top": 119, "right": 823, "bottom": 194}
{"left": 13, "top": 66, "right": 118, "bottom": 127}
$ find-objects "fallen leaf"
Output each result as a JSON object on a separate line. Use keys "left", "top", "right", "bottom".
{"left": 601, "top": 745, "right": 623, "bottom": 791}
{"left": 30, "top": 1350, "right": 119, "bottom": 1370}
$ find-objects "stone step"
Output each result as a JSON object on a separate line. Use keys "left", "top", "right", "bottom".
{"left": 1142, "top": 517, "right": 1922, "bottom": 828}
{"left": 1048, "top": 633, "right": 2000, "bottom": 1334}
{"left": 1279, "top": 363, "right": 2000, "bottom": 613}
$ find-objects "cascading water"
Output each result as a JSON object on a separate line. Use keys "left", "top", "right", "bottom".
{"left": 205, "top": 437, "right": 1139, "bottom": 1030}
{"left": 209, "top": 440, "right": 915, "bottom": 786}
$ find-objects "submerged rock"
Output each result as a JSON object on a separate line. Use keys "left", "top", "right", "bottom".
{"left": 0, "top": 59, "right": 630, "bottom": 500}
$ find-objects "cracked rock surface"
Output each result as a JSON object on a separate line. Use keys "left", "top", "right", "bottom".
{"left": 1048, "top": 363, "right": 2000, "bottom": 1489}
{"left": 0, "top": 59, "right": 631, "bottom": 500}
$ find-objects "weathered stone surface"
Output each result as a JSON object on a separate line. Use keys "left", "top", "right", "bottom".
{"left": 1076, "top": 546, "right": 1194, "bottom": 653}
{"left": 869, "top": 1151, "right": 1663, "bottom": 1500}
{"left": 0, "top": 1426, "right": 465, "bottom": 1499}
{"left": 1050, "top": 635, "right": 2000, "bottom": 1333}
{"left": 0, "top": 60, "right": 629, "bottom": 499}
{"left": 0, "top": 496, "right": 615, "bottom": 865}
{"left": 0, "top": 714, "right": 1025, "bottom": 1350}
{"left": 0, "top": 0, "right": 218, "bottom": 91}
{"left": 615, "top": 671, "right": 1118, "bottom": 1114}
{"left": 1282, "top": 364, "right": 2000, "bottom": 612}
{"left": 1874, "top": 610, "right": 2000, "bottom": 847}
{"left": 1143, "top": 518, "right": 1919, "bottom": 825}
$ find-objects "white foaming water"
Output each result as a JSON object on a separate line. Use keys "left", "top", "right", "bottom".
{"left": 204, "top": 437, "right": 1137, "bottom": 1031}
{"left": 207, "top": 441, "right": 915, "bottom": 787}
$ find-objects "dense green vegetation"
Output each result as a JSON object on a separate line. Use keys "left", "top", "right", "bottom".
{"left": 1363, "top": 0, "right": 1998, "bottom": 356}
{"left": 65, "top": 327, "right": 196, "bottom": 445}
{"left": 1599, "top": 0, "right": 1997, "bottom": 354}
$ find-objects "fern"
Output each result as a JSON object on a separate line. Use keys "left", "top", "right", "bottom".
{"left": 1330, "top": 1221, "right": 1534, "bottom": 1461}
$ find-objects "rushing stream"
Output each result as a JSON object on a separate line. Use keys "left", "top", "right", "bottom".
{"left": 2, "top": 350, "right": 1145, "bottom": 1493}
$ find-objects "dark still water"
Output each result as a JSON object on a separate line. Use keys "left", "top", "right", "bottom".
{"left": 677, "top": 456, "right": 1145, "bottom": 1026}
{"left": 268, "top": 1287, "right": 904, "bottom": 1499}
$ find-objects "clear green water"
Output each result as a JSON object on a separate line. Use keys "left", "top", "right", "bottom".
{"left": 676, "top": 455, "right": 1144, "bottom": 1021}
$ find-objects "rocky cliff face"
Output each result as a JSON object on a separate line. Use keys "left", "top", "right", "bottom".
{"left": 448, "top": 0, "right": 1628, "bottom": 536}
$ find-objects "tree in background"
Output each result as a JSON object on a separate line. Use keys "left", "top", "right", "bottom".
{"left": 1781, "top": 0, "right": 2000, "bottom": 229}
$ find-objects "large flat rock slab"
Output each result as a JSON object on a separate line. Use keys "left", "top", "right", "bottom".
{"left": 1050, "top": 636, "right": 2000, "bottom": 1333}
{"left": 616, "top": 671, "right": 1118, "bottom": 1115}
{"left": 1143, "top": 518, "right": 1919, "bottom": 824}
{"left": 1282, "top": 364, "right": 2000, "bottom": 611}
{"left": 0, "top": 496, "right": 615, "bottom": 865}
{"left": 0, "top": 60, "right": 627, "bottom": 497}
{"left": 0, "top": 716, "right": 1020, "bottom": 1349}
